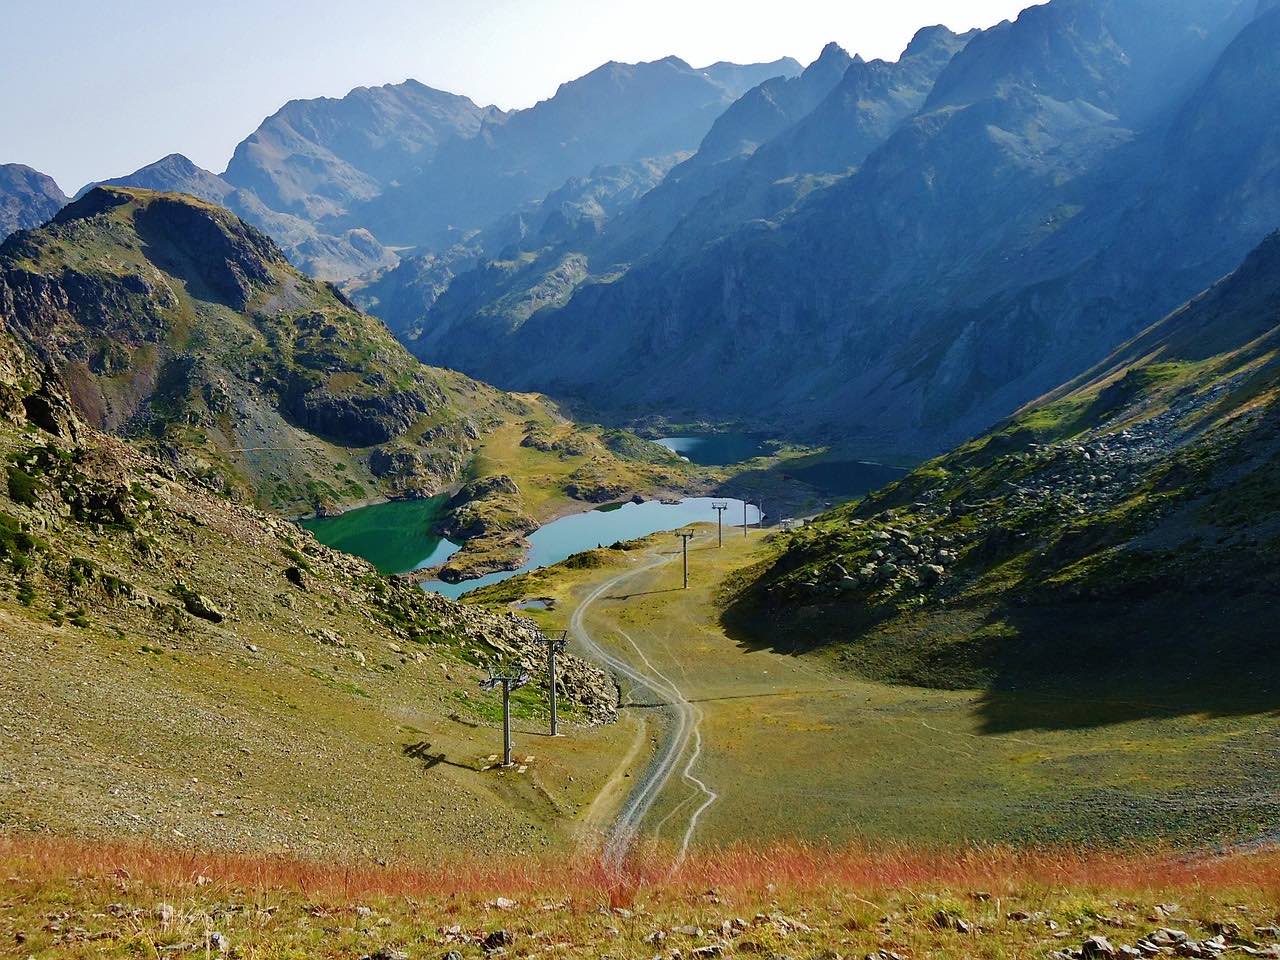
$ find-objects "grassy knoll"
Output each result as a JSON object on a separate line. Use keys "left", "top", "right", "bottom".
{"left": 5, "top": 835, "right": 1280, "bottom": 958}
{"left": 467, "top": 531, "right": 1280, "bottom": 848}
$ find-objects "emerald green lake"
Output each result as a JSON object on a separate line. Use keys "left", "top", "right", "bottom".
{"left": 300, "top": 495, "right": 458, "bottom": 575}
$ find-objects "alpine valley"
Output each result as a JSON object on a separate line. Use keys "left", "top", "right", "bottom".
{"left": 5, "top": 3, "right": 1280, "bottom": 956}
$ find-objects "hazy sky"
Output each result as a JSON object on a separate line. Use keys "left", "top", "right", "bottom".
{"left": 1, "top": 0, "right": 1034, "bottom": 194}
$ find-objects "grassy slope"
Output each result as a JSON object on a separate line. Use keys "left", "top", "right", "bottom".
{"left": 0, "top": 340, "right": 634, "bottom": 857}
{"left": 724, "top": 231, "right": 1280, "bottom": 712}
{"left": 465, "top": 532, "right": 1280, "bottom": 847}
{"left": 6, "top": 836, "right": 1280, "bottom": 959}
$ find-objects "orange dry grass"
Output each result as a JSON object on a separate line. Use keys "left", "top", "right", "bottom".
{"left": 4, "top": 834, "right": 1278, "bottom": 904}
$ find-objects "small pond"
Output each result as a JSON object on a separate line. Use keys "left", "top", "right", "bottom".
{"left": 423, "top": 496, "right": 761, "bottom": 599}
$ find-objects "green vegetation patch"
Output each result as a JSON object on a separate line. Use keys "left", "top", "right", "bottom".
{"left": 6, "top": 463, "right": 39, "bottom": 506}
{"left": 0, "top": 511, "right": 42, "bottom": 574}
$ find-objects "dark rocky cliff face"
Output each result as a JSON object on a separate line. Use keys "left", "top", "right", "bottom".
{"left": 131, "top": 194, "right": 282, "bottom": 310}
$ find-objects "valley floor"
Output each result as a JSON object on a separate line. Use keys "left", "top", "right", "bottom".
{"left": 477, "top": 526, "right": 1280, "bottom": 851}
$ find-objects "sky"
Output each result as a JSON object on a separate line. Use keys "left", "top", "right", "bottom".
{"left": 0, "top": 0, "right": 1033, "bottom": 194}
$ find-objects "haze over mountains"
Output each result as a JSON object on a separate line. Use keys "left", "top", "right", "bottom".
{"left": 5, "top": 0, "right": 1280, "bottom": 463}
{"left": 407, "top": 0, "right": 1277, "bottom": 457}
{"left": 34, "top": 55, "right": 799, "bottom": 283}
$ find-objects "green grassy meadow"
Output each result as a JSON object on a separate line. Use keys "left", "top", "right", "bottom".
{"left": 467, "top": 528, "right": 1280, "bottom": 848}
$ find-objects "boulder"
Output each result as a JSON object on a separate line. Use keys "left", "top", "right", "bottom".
{"left": 171, "top": 583, "right": 225, "bottom": 623}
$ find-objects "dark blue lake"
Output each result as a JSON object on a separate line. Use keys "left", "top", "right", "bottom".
{"left": 656, "top": 433, "right": 771, "bottom": 465}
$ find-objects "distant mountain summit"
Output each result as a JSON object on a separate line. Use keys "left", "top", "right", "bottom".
{"left": 0, "top": 164, "right": 67, "bottom": 240}
{"left": 79, "top": 153, "right": 235, "bottom": 204}
{"left": 223, "top": 79, "right": 500, "bottom": 222}
{"left": 348, "top": 55, "right": 803, "bottom": 247}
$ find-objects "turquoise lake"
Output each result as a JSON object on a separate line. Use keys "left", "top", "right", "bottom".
{"left": 300, "top": 495, "right": 459, "bottom": 575}
{"left": 424, "top": 497, "right": 761, "bottom": 598}
{"left": 302, "top": 495, "right": 760, "bottom": 597}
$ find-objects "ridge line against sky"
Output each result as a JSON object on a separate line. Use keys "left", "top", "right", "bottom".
{"left": 0, "top": 0, "right": 1035, "bottom": 194}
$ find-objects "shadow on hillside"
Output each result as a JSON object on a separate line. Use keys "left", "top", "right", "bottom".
{"left": 976, "top": 597, "right": 1280, "bottom": 733}
{"left": 605, "top": 587, "right": 682, "bottom": 601}
{"left": 975, "top": 683, "right": 1280, "bottom": 735}
{"left": 402, "top": 741, "right": 480, "bottom": 772}
{"left": 721, "top": 588, "right": 1280, "bottom": 734}
{"left": 712, "top": 450, "right": 911, "bottom": 517}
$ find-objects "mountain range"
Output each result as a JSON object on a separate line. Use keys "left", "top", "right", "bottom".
{"left": 49, "top": 55, "right": 797, "bottom": 284}
{"left": 402, "top": 0, "right": 1278, "bottom": 460}
{"left": 6, "top": 0, "right": 1280, "bottom": 469}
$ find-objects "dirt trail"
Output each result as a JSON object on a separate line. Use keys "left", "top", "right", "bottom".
{"left": 568, "top": 551, "right": 716, "bottom": 870}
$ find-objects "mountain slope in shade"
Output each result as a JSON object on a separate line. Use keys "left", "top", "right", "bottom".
{"left": 727, "top": 229, "right": 1280, "bottom": 722}
{"left": 434, "top": 0, "right": 1263, "bottom": 459}
{"left": 0, "top": 164, "right": 67, "bottom": 240}
{"left": 593, "top": 40, "right": 865, "bottom": 266}
{"left": 79, "top": 154, "right": 397, "bottom": 282}
{"left": 347, "top": 56, "right": 801, "bottom": 248}
{"left": 223, "top": 79, "right": 500, "bottom": 221}
{"left": 352, "top": 156, "right": 682, "bottom": 340}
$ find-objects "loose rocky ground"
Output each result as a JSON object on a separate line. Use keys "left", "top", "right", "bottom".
{"left": 4, "top": 838, "right": 1280, "bottom": 959}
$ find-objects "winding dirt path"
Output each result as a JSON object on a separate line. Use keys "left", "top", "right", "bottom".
{"left": 567, "top": 552, "right": 716, "bottom": 870}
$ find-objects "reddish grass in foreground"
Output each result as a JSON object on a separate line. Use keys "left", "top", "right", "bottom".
{"left": 4, "top": 833, "right": 1278, "bottom": 904}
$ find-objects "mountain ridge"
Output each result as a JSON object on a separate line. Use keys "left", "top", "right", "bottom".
{"left": 407, "top": 0, "right": 1268, "bottom": 460}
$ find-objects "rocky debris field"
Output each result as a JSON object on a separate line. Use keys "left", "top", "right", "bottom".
{"left": 1056, "top": 924, "right": 1280, "bottom": 960}
{"left": 766, "top": 376, "right": 1261, "bottom": 613}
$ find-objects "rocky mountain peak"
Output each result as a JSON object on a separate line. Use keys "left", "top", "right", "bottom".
{"left": 0, "top": 164, "right": 68, "bottom": 240}
{"left": 814, "top": 41, "right": 851, "bottom": 65}
{"left": 902, "top": 24, "right": 966, "bottom": 60}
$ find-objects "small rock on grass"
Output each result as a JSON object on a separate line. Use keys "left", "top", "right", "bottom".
{"left": 482, "top": 929, "right": 513, "bottom": 951}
